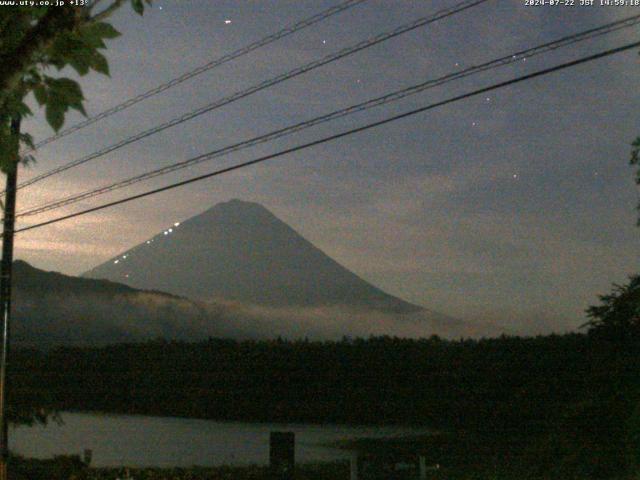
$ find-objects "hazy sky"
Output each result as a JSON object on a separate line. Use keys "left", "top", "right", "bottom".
{"left": 12, "top": 0, "right": 640, "bottom": 334}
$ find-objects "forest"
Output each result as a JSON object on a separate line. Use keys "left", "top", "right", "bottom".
{"left": 7, "top": 326, "right": 640, "bottom": 479}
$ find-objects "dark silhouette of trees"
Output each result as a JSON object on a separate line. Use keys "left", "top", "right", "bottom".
{"left": 8, "top": 333, "right": 640, "bottom": 477}
{"left": 631, "top": 136, "right": 640, "bottom": 225}
{"left": 584, "top": 275, "right": 640, "bottom": 340}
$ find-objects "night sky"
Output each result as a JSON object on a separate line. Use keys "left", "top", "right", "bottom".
{"left": 13, "top": 0, "right": 640, "bottom": 334}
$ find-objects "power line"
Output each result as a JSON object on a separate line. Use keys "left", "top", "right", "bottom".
{"left": 17, "top": 15, "right": 639, "bottom": 217}
{"left": 12, "top": 39, "right": 640, "bottom": 236}
{"left": 16, "top": 0, "right": 489, "bottom": 192}
{"left": 30, "top": 0, "right": 368, "bottom": 151}
{"left": 16, "top": 14, "right": 640, "bottom": 218}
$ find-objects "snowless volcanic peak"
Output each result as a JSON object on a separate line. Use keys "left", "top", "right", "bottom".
{"left": 84, "top": 199, "right": 422, "bottom": 313}
{"left": 11, "top": 259, "right": 497, "bottom": 346}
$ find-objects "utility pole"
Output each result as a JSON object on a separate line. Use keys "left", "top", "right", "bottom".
{"left": 0, "top": 117, "right": 21, "bottom": 480}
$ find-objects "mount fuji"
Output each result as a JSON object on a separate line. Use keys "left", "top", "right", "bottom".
{"left": 84, "top": 199, "right": 426, "bottom": 314}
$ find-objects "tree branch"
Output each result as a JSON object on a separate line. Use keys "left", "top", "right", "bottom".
{"left": 90, "top": 0, "right": 126, "bottom": 22}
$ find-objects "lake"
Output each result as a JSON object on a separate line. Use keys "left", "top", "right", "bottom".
{"left": 9, "top": 412, "right": 430, "bottom": 467}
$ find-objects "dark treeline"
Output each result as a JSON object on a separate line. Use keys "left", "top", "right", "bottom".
{"left": 8, "top": 333, "right": 640, "bottom": 478}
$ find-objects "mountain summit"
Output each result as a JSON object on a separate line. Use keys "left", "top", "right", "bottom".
{"left": 84, "top": 199, "right": 422, "bottom": 313}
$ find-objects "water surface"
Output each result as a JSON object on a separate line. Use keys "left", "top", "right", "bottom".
{"left": 10, "top": 412, "right": 429, "bottom": 467}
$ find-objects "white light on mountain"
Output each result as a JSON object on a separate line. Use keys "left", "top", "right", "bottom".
{"left": 174, "top": 222, "right": 180, "bottom": 227}
{"left": 83, "top": 199, "right": 423, "bottom": 318}
{"left": 168, "top": 228, "right": 173, "bottom": 233}
{"left": 114, "top": 260, "right": 119, "bottom": 264}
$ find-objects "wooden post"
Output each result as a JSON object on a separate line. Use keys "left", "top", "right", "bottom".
{"left": 0, "top": 117, "right": 20, "bottom": 480}
{"left": 350, "top": 451, "right": 359, "bottom": 480}
{"left": 419, "top": 455, "right": 427, "bottom": 480}
{"left": 269, "top": 431, "right": 294, "bottom": 480}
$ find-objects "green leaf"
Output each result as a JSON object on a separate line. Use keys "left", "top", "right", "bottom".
{"left": 79, "top": 22, "right": 121, "bottom": 49}
{"left": 21, "top": 153, "right": 36, "bottom": 167}
{"left": 79, "top": 30, "right": 107, "bottom": 50}
{"left": 91, "top": 51, "right": 110, "bottom": 76}
{"left": 45, "top": 103, "right": 65, "bottom": 132}
{"left": 41, "top": 77, "right": 88, "bottom": 130}
{"left": 69, "top": 99, "right": 87, "bottom": 117}
{"left": 45, "top": 77, "right": 84, "bottom": 106}
{"left": 33, "top": 84, "right": 48, "bottom": 106}
{"left": 131, "top": 0, "right": 144, "bottom": 15}
{"left": 4, "top": 95, "right": 32, "bottom": 118}
{"left": 67, "top": 52, "right": 92, "bottom": 75}
{"left": 89, "top": 22, "right": 121, "bottom": 40}
{"left": 48, "top": 31, "right": 107, "bottom": 77}
{"left": 631, "top": 137, "right": 640, "bottom": 167}
{"left": 55, "top": 82, "right": 85, "bottom": 116}
{"left": 48, "top": 32, "right": 76, "bottom": 64}
{"left": 19, "top": 132, "right": 34, "bottom": 150}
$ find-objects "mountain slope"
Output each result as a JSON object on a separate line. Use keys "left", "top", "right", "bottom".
{"left": 10, "top": 261, "right": 500, "bottom": 347}
{"left": 83, "top": 199, "right": 423, "bottom": 314}
{"left": 11, "top": 260, "right": 217, "bottom": 346}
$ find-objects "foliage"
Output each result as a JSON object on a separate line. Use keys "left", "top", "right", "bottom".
{"left": 584, "top": 275, "right": 640, "bottom": 340}
{"left": 625, "top": 401, "right": 640, "bottom": 472}
{"left": 0, "top": 0, "right": 151, "bottom": 172}
{"left": 10, "top": 333, "right": 640, "bottom": 479}
{"left": 87, "top": 463, "right": 349, "bottom": 480}
{"left": 631, "top": 136, "right": 640, "bottom": 225}
{"left": 8, "top": 457, "right": 351, "bottom": 480}
{"left": 9, "top": 454, "right": 87, "bottom": 480}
